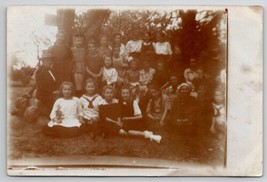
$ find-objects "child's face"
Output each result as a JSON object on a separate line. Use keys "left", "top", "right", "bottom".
{"left": 121, "top": 89, "right": 130, "bottom": 101}
{"left": 174, "top": 46, "right": 181, "bottom": 55}
{"left": 75, "top": 42, "right": 83, "bottom": 48}
{"left": 56, "top": 33, "right": 65, "bottom": 43}
{"left": 151, "top": 89, "right": 159, "bottom": 98}
{"left": 189, "top": 59, "right": 197, "bottom": 68}
{"left": 130, "top": 61, "right": 138, "bottom": 70}
{"left": 170, "top": 76, "right": 178, "bottom": 86}
{"left": 85, "top": 82, "right": 96, "bottom": 95}
{"left": 144, "top": 34, "right": 150, "bottom": 42}
{"left": 114, "top": 35, "right": 121, "bottom": 44}
{"left": 104, "top": 88, "right": 114, "bottom": 101}
{"left": 62, "top": 85, "right": 72, "bottom": 98}
{"left": 88, "top": 43, "right": 96, "bottom": 54}
{"left": 156, "top": 34, "right": 163, "bottom": 42}
{"left": 42, "top": 59, "right": 53, "bottom": 68}
{"left": 132, "top": 33, "right": 139, "bottom": 41}
{"left": 113, "top": 48, "right": 120, "bottom": 56}
{"left": 214, "top": 91, "right": 224, "bottom": 104}
{"left": 179, "top": 85, "right": 190, "bottom": 97}
{"left": 104, "top": 57, "right": 112, "bottom": 68}
{"left": 100, "top": 37, "right": 108, "bottom": 46}
{"left": 157, "top": 62, "right": 165, "bottom": 71}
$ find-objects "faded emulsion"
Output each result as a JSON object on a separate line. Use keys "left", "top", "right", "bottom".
{"left": 7, "top": 6, "right": 228, "bottom": 176}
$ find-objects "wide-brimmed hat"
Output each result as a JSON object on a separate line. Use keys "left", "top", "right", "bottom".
{"left": 177, "top": 82, "right": 192, "bottom": 91}
{"left": 39, "top": 48, "right": 54, "bottom": 60}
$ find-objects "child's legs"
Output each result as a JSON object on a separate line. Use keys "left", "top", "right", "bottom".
{"left": 215, "top": 123, "right": 226, "bottom": 139}
{"left": 74, "top": 73, "right": 84, "bottom": 91}
{"left": 123, "top": 119, "right": 146, "bottom": 132}
{"left": 146, "top": 115, "right": 162, "bottom": 133}
{"left": 42, "top": 124, "right": 83, "bottom": 138}
{"left": 99, "top": 120, "right": 121, "bottom": 136}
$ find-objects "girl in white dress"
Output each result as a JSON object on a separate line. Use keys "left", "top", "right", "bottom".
{"left": 42, "top": 81, "right": 84, "bottom": 138}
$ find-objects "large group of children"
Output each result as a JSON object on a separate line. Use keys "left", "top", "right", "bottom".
{"left": 27, "top": 30, "right": 227, "bottom": 143}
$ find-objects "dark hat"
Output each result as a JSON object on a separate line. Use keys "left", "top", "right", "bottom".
{"left": 39, "top": 48, "right": 54, "bottom": 60}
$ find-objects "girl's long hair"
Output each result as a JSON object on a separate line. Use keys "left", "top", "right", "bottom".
{"left": 58, "top": 81, "right": 75, "bottom": 98}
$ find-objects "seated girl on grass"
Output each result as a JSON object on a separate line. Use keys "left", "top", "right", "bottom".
{"left": 42, "top": 81, "right": 84, "bottom": 138}
{"left": 119, "top": 86, "right": 162, "bottom": 143}
{"left": 98, "top": 85, "right": 162, "bottom": 143}
{"left": 80, "top": 78, "right": 103, "bottom": 138}
{"left": 98, "top": 85, "right": 122, "bottom": 137}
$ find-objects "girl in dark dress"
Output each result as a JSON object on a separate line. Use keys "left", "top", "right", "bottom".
{"left": 119, "top": 86, "right": 162, "bottom": 143}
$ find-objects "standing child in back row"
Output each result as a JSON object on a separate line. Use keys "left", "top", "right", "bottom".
{"left": 71, "top": 37, "right": 86, "bottom": 97}
{"left": 85, "top": 41, "right": 103, "bottom": 82}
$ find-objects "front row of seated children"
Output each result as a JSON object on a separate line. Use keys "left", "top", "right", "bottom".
{"left": 42, "top": 76, "right": 226, "bottom": 142}
{"left": 42, "top": 79, "right": 162, "bottom": 143}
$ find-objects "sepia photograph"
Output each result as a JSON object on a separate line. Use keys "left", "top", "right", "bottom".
{"left": 7, "top": 5, "right": 230, "bottom": 176}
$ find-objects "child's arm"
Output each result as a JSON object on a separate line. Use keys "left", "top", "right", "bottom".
{"left": 97, "top": 67, "right": 104, "bottom": 78}
{"left": 160, "top": 81, "right": 170, "bottom": 92}
{"left": 184, "top": 68, "right": 189, "bottom": 81}
{"left": 146, "top": 99, "right": 155, "bottom": 120}
{"left": 159, "top": 108, "right": 168, "bottom": 126}
{"left": 85, "top": 66, "right": 98, "bottom": 78}
{"left": 105, "top": 117, "right": 123, "bottom": 127}
{"left": 123, "top": 114, "right": 142, "bottom": 121}
{"left": 111, "top": 69, "right": 118, "bottom": 84}
{"left": 210, "top": 117, "right": 216, "bottom": 134}
{"left": 77, "top": 99, "right": 84, "bottom": 124}
{"left": 50, "top": 99, "right": 61, "bottom": 123}
{"left": 123, "top": 101, "right": 143, "bottom": 120}
{"left": 160, "top": 96, "right": 170, "bottom": 125}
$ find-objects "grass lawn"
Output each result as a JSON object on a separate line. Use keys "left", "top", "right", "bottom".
{"left": 8, "top": 86, "right": 225, "bottom": 166}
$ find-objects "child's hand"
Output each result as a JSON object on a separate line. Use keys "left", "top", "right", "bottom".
{"left": 79, "top": 118, "right": 85, "bottom": 124}
{"left": 52, "top": 117, "right": 61, "bottom": 124}
{"left": 53, "top": 90, "right": 59, "bottom": 95}
{"left": 87, "top": 119, "right": 93, "bottom": 124}
{"left": 122, "top": 117, "right": 129, "bottom": 121}
{"left": 190, "top": 91, "right": 198, "bottom": 98}
{"left": 210, "top": 127, "right": 216, "bottom": 134}
{"left": 117, "top": 121, "right": 123, "bottom": 127}
{"left": 52, "top": 117, "right": 57, "bottom": 122}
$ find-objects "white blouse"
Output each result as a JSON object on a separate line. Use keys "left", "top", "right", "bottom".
{"left": 139, "top": 68, "right": 156, "bottom": 85}
{"left": 102, "top": 67, "right": 118, "bottom": 85}
{"left": 48, "top": 97, "right": 82, "bottom": 128}
{"left": 153, "top": 42, "right": 173, "bottom": 55}
{"left": 80, "top": 94, "right": 103, "bottom": 121}
{"left": 126, "top": 40, "right": 143, "bottom": 53}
